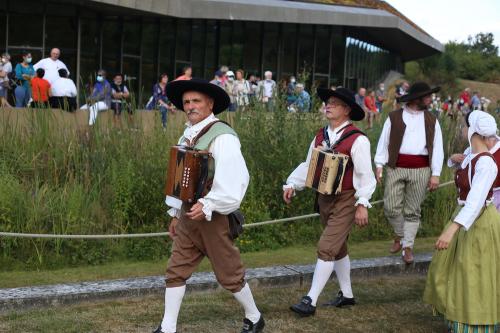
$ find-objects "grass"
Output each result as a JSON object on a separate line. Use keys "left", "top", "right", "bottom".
{"left": 0, "top": 274, "right": 447, "bottom": 332}
{"left": 0, "top": 237, "right": 438, "bottom": 289}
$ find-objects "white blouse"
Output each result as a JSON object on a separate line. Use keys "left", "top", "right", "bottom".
{"left": 165, "top": 114, "right": 250, "bottom": 221}
{"left": 454, "top": 155, "right": 498, "bottom": 230}
{"left": 284, "top": 121, "right": 376, "bottom": 208}
{"left": 374, "top": 106, "right": 444, "bottom": 176}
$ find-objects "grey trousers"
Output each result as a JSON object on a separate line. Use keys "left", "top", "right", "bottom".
{"left": 383, "top": 167, "right": 431, "bottom": 248}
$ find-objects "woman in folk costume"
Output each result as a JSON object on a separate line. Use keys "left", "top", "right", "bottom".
{"left": 283, "top": 87, "right": 376, "bottom": 316}
{"left": 448, "top": 112, "right": 500, "bottom": 211}
{"left": 424, "top": 110, "right": 500, "bottom": 333}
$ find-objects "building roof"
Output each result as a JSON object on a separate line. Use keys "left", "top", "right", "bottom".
{"left": 88, "top": 0, "right": 443, "bottom": 61}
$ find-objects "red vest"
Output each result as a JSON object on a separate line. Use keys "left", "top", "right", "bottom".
{"left": 314, "top": 124, "right": 364, "bottom": 191}
{"left": 455, "top": 152, "right": 494, "bottom": 201}
{"left": 493, "top": 148, "right": 500, "bottom": 188}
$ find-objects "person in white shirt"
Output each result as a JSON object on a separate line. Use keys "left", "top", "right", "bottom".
{"left": 33, "top": 48, "right": 69, "bottom": 85}
{"left": 284, "top": 87, "right": 376, "bottom": 317}
{"left": 153, "top": 79, "right": 264, "bottom": 333}
{"left": 374, "top": 82, "right": 444, "bottom": 263}
{"left": 0, "top": 53, "right": 13, "bottom": 107}
{"left": 424, "top": 110, "right": 500, "bottom": 332}
{"left": 257, "top": 70, "right": 276, "bottom": 111}
{"left": 49, "top": 68, "right": 77, "bottom": 111}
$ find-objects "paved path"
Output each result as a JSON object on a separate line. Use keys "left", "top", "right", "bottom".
{"left": 0, "top": 253, "right": 432, "bottom": 312}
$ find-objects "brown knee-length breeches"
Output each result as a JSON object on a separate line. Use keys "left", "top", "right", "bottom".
{"left": 165, "top": 208, "right": 245, "bottom": 293}
{"left": 317, "top": 189, "right": 357, "bottom": 262}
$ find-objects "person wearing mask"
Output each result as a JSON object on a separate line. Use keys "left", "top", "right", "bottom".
{"left": 14, "top": 51, "right": 35, "bottom": 108}
{"left": 50, "top": 69, "right": 77, "bottom": 111}
{"left": 224, "top": 70, "right": 237, "bottom": 112}
{"left": 209, "top": 70, "right": 225, "bottom": 88}
{"left": 80, "top": 69, "right": 112, "bottom": 126}
{"left": 110, "top": 73, "right": 131, "bottom": 127}
{"left": 33, "top": 48, "right": 69, "bottom": 85}
{"left": 375, "top": 82, "right": 386, "bottom": 114}
{"left": 0, "top": 53, "right": 13, "bottom": 107}
{"left": 147, "top": 73, "right": 172, "bottom": 129}
{"left": 30, "top": 68, "right": 51, "bottom": 108}
{"left": 247, "top": 74, "right": 258, "bottom": 103}
{"left": 233, "top": 69, "right": 250, "bottom": 111}
{"left": 257, "top": 71, "right": 276, "bottom": 111}
{"left": 174, "top": 66, "right": 192, "bottom": 81}
{"left": 289, "top": 83, "right": 310, "bottom": 112}
{"left": 287, "top": 76, "right": 297, "bottom": 106}
{"left": 364, "top": 90, "right": 377, "bottom": 129}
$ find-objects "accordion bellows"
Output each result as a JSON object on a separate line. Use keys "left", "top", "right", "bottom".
{"left": 165, "top": 146, "right": 212, "bottom": 203}
{"left": 305, "top": 148, "right": 349, "bottom": 195}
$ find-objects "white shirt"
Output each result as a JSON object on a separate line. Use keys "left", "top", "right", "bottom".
{"left": 284, "top": 121, "right": 377, "bottom": 207}
{"left": 374, "top": 106, "right": 444, "bottom": 176}
{"left": 0, "top": 62, "right": 12, "bottom": 84}
{"left": 33, "top": 58, "right": 69, "bottom": 85}
{"left": 454, "top": 154, "right": 498, "bottom": 230}
{"left": 262, "top": 80, "right": 275, "bottom": 98}
{"left": 165, "top": 114, "right": 250, "bottom": 221}
{"left": 50, "top": 77, "right": 77, "bottom": 97}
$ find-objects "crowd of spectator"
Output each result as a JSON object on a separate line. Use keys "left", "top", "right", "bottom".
{"left": 1, "top": 47, "right": 497, "bottom": 130}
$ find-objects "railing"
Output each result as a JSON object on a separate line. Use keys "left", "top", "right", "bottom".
{"left": 0, "top": 181, "right": 455, "bottom": 239}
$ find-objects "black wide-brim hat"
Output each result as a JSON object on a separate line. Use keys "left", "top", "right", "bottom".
{"left": 317, "top": 87, "right": 365, "bottom": 121}
{"left": 166, "top": 78, "right": 230, "bottom": 115}
{"left": 398, "top": 81, "right": 440, "bottom": 103}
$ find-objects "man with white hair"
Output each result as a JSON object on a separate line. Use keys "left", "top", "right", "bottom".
{"left": 290, "top": 83, "right": 310, "bottom": 112}
{"left": 258, "top": 70, "right": 276, "bottom": 111}
{"left": 34, "top": 48, "right": 70, "bottom": 85}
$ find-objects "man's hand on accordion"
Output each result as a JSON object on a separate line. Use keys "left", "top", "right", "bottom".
{"left": 168, "top": 217, "right": 180, "bottom": 240}
{"left": 283, "top": 187, "right": 295, "bottom": 204}
{"left": 185, "top": 202, "right": 206, "bottom": 221}
{"left": 354, "top": 205, "right": 369, "bottom": 228}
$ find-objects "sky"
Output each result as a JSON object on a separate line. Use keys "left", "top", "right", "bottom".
{"left": 385, "top": 0, "right": 500, "bottom": 48}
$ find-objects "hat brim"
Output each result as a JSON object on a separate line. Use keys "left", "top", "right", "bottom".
{"left": 398, "top": 86, "right": 441, "bottom": 103}
{"left": 317, "top": 88, "right": 365, "bottom": 121}
{"left": 166, "top": 79, "right": 230, "bottom": 115}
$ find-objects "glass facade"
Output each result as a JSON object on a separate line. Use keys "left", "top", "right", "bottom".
{"left": 344, "top": 37, "right": 402, "bottom": 91}
{"left": 0, "top": 0, "right": 404, "bottom": 106}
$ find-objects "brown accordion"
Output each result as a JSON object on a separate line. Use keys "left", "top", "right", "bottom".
{"left": 164, "top": 146, "right": 212, "bottom": 203}
{"left": 305, "top": 148, "right": 349, "bottom": 195}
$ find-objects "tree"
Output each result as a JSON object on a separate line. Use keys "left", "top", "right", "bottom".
{"left": 467, "top": 32, "right": 499, "bottom": 57}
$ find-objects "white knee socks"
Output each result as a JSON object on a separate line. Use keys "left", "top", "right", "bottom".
{"left": 334, "top": 255, "right": 353, "bottom": 298}
{"left": 233, "top": 283, "right": 261, "bottom": 324}
{"left": 161, "top": 285, "right": 186, "bottom": 333}
{"left": 307, "top": 259, "right": 334, "bottom": 306}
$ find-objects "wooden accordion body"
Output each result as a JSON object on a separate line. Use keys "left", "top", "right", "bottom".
{"left": 305, "top": 148, "right": 349, "bottom": 195}
{"left": 164, "top": 145, "right": 213, "bottom": 203}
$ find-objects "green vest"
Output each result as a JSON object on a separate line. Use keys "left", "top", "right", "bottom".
{"left": 193, "top": 122, "right": 237, "bottom": 150}
{"left": 179, "top": 121, "right": 238, "bottom": 181}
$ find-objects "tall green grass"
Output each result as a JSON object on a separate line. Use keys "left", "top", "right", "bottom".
{"left": 0, "top": 99, "right": 467, "bottom": 270}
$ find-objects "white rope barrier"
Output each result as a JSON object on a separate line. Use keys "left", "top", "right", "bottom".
{"left": 0, "top": 181, "right": 455, "bottom": 239}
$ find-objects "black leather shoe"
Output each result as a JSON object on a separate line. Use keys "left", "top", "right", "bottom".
{"left": 322, "top": 290, "right": 356, "bottom": 307}
{"left": 152, "top": 325, "right": 176, "bottom": 333}
{"left": 290, "top": 295, "right": 316, "bottom": 317}
{"left": 241, "top": 315, "right": 265, "bottom": 333}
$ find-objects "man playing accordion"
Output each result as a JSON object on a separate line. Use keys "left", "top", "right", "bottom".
{"left": 154, "top": 79, "right": 264, "bottom": 333}
{"left": 283, "top": 87, "right": 376, "bottom": 317}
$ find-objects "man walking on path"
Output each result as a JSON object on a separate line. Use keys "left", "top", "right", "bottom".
{"left": 154, "top": 79, "right": 264, "bottom": 333}
{"left": 374, "top": 82, "right": 444, "bottom": 264}
{"left": 283, "top": 87, "right": 376, "bottom": 317}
